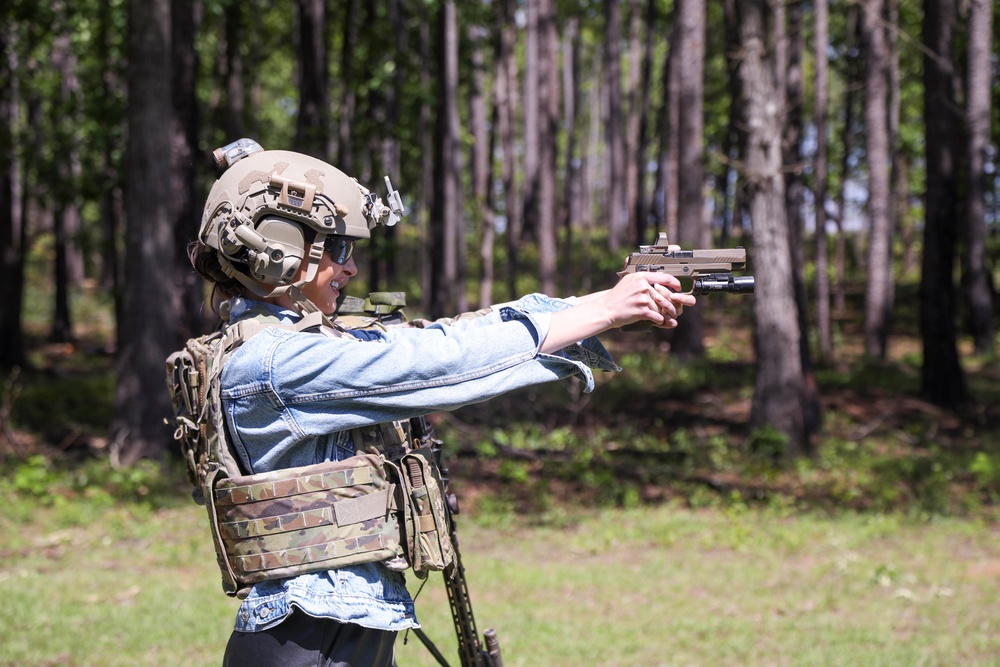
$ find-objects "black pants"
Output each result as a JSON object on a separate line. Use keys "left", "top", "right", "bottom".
{"left": 223, "top": 610, "right": 397, "bottom": 667}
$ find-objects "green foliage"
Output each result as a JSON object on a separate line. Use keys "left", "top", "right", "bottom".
{"left": 444, "top": 339, "right": 1000, "bottom": 521}
{"left": 9, "top": 366, "right": 115, "bottom": 441}
{"left": 497, "top": 458, "right": 531, "bottom": 484}
{"left": 0, "top": 454, "right": 184, "bottom": 533}
{"left": 969, "top": 452, "right": 1000, "bottom": 499}
{"left": 10, "top": 455, "right": 60, "bottom": 500}
{"left": 746, "top": 425, "right": 791, "bottom": 462}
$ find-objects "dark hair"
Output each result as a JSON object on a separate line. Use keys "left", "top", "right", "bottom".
{"left": 188, "top": 242, "right": 248, "bottom": 310}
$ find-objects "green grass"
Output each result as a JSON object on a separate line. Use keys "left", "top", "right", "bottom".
{"left": 0, "top": 501, "right": 237, "bottom": 667}
{"left": 2, "top": 483, "right": 998, "bottom": 667}
{"left": 399, "top": 507, "right": 1000, "bottom": 667}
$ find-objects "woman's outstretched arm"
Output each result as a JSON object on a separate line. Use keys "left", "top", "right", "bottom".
{"left": 539, "top": 272, "right": 697, "bottom": 354}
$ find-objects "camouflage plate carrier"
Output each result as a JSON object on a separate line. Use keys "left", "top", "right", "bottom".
{"left": 166, "top": 295, "right": 454, "bottom": 599}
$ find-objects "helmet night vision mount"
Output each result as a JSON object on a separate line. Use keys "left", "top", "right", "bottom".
{"left": 199, "top": 138, "right": 404, "bottom": 314}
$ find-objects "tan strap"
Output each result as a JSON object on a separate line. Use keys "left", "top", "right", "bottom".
{"left": 221, "top": 308, "right": 348, "bottom": 353}
{"left": 333, "top": 488, "right": 394, "bottom": 526}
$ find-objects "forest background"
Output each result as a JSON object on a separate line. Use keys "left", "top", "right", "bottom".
{"left": 2, "top": 0, "right": 1000, "bottom": 664}
{"left": 1, "top": 0, "right": 1000, "bottom": 537}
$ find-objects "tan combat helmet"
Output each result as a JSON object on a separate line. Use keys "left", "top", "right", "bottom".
{"left": 199, "top": 138, "right": 403, "bottom": 312}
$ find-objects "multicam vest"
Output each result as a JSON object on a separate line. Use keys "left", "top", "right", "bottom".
{"left": 166, "top": 296, "right": 454, "bottom": 599}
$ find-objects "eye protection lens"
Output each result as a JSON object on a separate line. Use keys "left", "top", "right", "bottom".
{"left": 323, "top": 236, "right": 356, "bottom": 264}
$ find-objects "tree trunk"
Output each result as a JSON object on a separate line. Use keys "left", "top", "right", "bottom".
{"left": 782, "top": 0, "right": 821, "bottom": 434}
{"left": 861, "top": 0, "right": 894, "bottom": 359}
{"left": 560, "top": 16, "right": 582, "bottom": 295}
{"left": 814, "top": 0, "right": 832, "bottom": 362}
{"left": 633, "top": 0, "right": 657, "bottom": 247}
{"left": 295, "top": 0, "right": 329, "bottom": 158}
{"left": 429, "top": 1, "right": 462, "bottom": 319}
{"left": 50, "top": 27, "right": 79, "bottom": 344}
{"left": 50, "top": 204, "right": 73, "bottom": 343}
{"left": 963, "top": 0, "right": 995, "bottom": 355}
{"left": 834, "top": 6, "right": 861, "bottom": 316}
{"left": 719, "top": 0, "right": 745, "bottom": 245}
{"left": 670, "top": 0, "right": 707, "bottom": 360}
{"left": 447, "top": 2, "right": 465, "bottom": 313}
{"left": 496, "top": 0, "right": 520, "bottom": 301}
{"left": 380, "top": 0, "right": 404, "bottom": 293}
{"left": 739, "top": 0, "right": 811, "bottom": 453}
{"left": 604, "top": 0, "right": 627, "bottom": 250}
{"left": 920, "top": 0, "right": 965, "bottom": 407}
{"left": 537, "top": 0, "right": 558, "bottom": 297}
{"left": 172, "top": 0, "right": 203, "bottom": 340}
{"left": 0, "top": 24, "right": 26, "bottom": 369}
{"left": 522, "top": 0, "right": 540, "bottom": 242}
{"left": 664, "top": 7, "right": 680, "bottom": 241}
{"left": 624, "top": 0, "right": 642, "bottom": 246}
{"left": 470, "top": 22, "right": 492, "bottom": 308}
{"left": 223, "top": 0, "right": 244, "bottom": 140}
{"left": 581, "top": 55, "right": 601, "bottom": 294}
{"left": 676, "top": 0, "right": 705, "bottom": 247}
{"left": 418, "top": 3, "right": 435, "bottom": 312}
{"left": 111, "top": 0, "right": 177, "bottom": 464}
{"left": 96, "top": 0, "right": 124, "bottom": 327}
{"left": 888, "top": 0, "right": 915, "bottom": 280}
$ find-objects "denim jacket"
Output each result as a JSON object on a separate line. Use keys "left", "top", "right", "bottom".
{"left": 220, "top": 294, "right": 617, "bottom": 633}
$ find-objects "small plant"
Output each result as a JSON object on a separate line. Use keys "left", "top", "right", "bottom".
{"left": 497, "top": 458, "right": 531, "bottom": 484}
{"left": 745, "top": 425, "right": 789, "bottom": 462}
{"left": 11, "top": 454, "right": 61, "bottom": 500}
{"left": 969, "top": 452, "right": 1000, "bottom": 494}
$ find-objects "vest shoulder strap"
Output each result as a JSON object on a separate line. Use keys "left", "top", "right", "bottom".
{"left": 222, "top": 309, "right": 349, "bottom": 352}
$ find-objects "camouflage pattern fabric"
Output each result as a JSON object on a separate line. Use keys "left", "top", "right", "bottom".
{"left": 213, "top": 453, "right": 403, "bottom": 585}
{"left": 398, "top": 447, "right": 455, "bottom": 577}
{"left": 336, "top": 292, "right": 409, "bottom": 330}
{"left": 352, "top": 422, "right": 410, "bottom": 463}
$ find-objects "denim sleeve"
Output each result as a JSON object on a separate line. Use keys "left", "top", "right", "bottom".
{"left": 403, "top": 293, "right": 619, "bottom": 371}
{"left": 221, "top": 304, "right": 608, "bottom": 470}
{"left": 491, "top": 293, "right": 620, "bottom": 372}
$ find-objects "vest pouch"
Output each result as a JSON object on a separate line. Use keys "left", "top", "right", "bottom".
{"left": 398, "top": 447, "right": 455, "bottom": 577}
{"left": 208, "top": 452, "right": 404, "bottom": 597}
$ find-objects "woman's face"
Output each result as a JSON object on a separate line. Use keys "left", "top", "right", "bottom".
{"left": 274, "top": 238, "right": 358, "bottom": 314}
{"left": 303, "top": 251, "right": 358, "bottom": 314}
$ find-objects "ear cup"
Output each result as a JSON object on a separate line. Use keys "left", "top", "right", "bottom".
{"left": 245, "top": 217, "right": 306, "bottom": 285}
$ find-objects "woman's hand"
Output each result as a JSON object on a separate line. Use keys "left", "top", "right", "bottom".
{"left": 596, "top": 271, "right": 697, "bottom": 329}
{"left": 540, "top": 273, "right": 697, "bottom": 354}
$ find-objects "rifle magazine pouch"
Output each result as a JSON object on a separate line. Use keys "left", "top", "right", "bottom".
{"left": 208, "top": 452, "right": 403, "bottom": 597}
{"left": 398, "top": 447, "right": 455, "bottom": 577}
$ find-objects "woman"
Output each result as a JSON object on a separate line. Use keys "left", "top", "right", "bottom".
{"left": 188, "top": 140, "right": 695, "bottom": 667}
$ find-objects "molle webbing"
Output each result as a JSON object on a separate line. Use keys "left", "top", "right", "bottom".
{"left": 209, "top": 452, "right": 403, "bottom": 594}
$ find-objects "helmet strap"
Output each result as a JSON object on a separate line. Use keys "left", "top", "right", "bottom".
{"left": 282, "top": 284, "right": 339, "bottom": 330}
{"left": 278, "top": 235, "right": 328, "bottom": 316}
